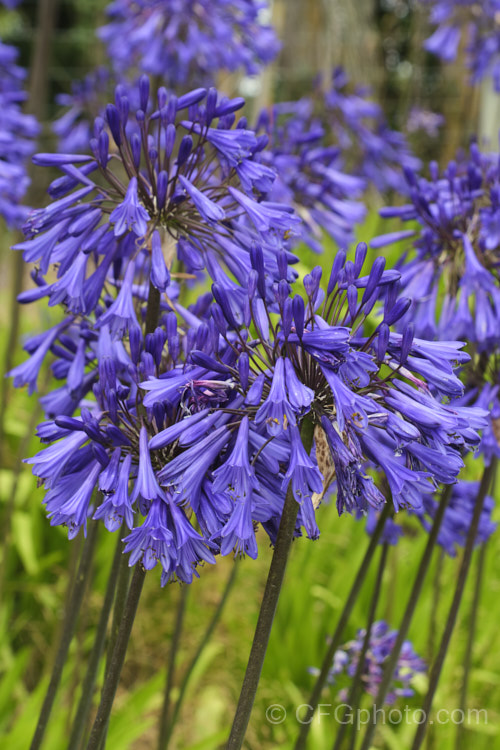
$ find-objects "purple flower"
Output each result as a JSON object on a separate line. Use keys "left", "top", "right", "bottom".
{"left": 96, "top": 260, "right": 140, "bottom": 337}
{"left": 17, "top": 79, "right": 298, "bottom": 324}
{"left": 94, "top": 453, "right": 135, "bottom": 531}
{"left": 282, "top": 425, "right": 323, "bottom": 539}
{"left": 254, "top": 358, "right": 299, "bottom": 436}
{"left": 45, "top": 462, "right": 101, "bottom": 539}
{"left": 212, "top": 417, "right": 259, "bottom": 502}
{"left": 110, "top": 176, "right": 150, "bottom": 237}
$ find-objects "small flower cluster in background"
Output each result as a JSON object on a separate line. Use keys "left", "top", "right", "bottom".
{"left": 371, "top": 143, "right": 500, "bottom": 471}
{"left": 98, "top": 0, "right": 280, "bottom": 84}
{"left": 365, "top": 480, "right": 497, "bottom": 554}
{"left": 421, "top": 0, "right": 500, "bottom": 89}
{"left": 311, "top": 621, "right": 427, "bottom": 705}
{"left": 0, "top": 37, "right": 39, "bottom": 228}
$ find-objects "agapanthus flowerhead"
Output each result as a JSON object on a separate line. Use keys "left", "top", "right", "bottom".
{"left": 173, "top": 243, "right": 487, "bottom": 518}
{"left": 364, "top": 478, "right": 496, "bottom": 556}
{"left": 421, "top": 0, "right": 500, "bottom": 90}
{"left": 0, "top": 38, "right": 40, "bottom": 228}
{"left": 22, "top": 313, "right": 233, "bottom": 583}
{"left": 22, "top": 300, "right": 320, "bottom": 581}
{"left": 320, "top": 68, "right": 421, "bottom": 194}
{"left": 52, "top": 67, "right": 111, "bottom": 153}
{"left": 372, "top": 143, "right": 500, "bottom": 354}
{"left": 15, "top": 78, "right": 299, "bottom": 324}
{"left": 98, "top": 0, "right": 280, "bottom": 84}
{"left": 314, "top": 620, "right": 426, "bottom": 705}
{"left": 255, "top": 101, "right": 367, "bottom": 252}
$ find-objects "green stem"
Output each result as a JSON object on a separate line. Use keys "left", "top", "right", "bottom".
{"left": 157, "top": 585, "right": 190, "bottom": 750}
{"left": 162, "top": 561, "right": 239, "bottom": 747}
{"left": 428, "top": 550, "right": 445, "bottom": 663}
{"left": 358, "top": 483, "right": 454, "bottom": 750}
{"left": 96, "top": 554, "right": 131, "bottom": 750}
{"left": 294, "top": 502, "right": 392, "bottom": 750}
{"left": 85, "top": 565, "right": 146, "bottom": 750}
{"left": 68, "top": 531, "right": 125, "bottom": 750}
{"left": 226, "top": 418, "right": 314, "bottom": 750}
{"left": 425, "top": 549, "right": 445, "bottom": 750}
{"left": 454, "top": 539, "right": 487, "bottom": 750}
{"left": 410, "top": 461, "right": 497, "bottom": 750}
{"left": 333, "top": 544, "right": 389, "bottom": 750}
{"left": 30, "top": 521, "right": 99, "bottom": 750}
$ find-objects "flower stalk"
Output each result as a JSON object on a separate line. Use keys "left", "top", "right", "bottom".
{"left": 67, "top": 530, "right": 125, "bottom": 750}
{"left": 358, "top": 483, "right": 455, "bottom": 750}
{"left": 226, "top": 417, "right": 314, "bottom": 750}
{"left": 410, "top": 460, "right": 497, "bottom": 750}
{"left": 332, "top": 543, "right": 389, "bottom": 750}
{"left": 294, "top": 502, "right": 392, "bottom": 750}
{"left": 30, "top": 520, "right": 99, "bottom": 750}
{"left": 85, "top": 565, "right": 146, "bottom": 750}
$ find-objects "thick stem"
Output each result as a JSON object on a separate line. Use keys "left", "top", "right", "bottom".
{"left": 294, "top": 502, "right": 392, "bottom": 750}
{"left": 427, "top": 550, "right": 445, "bottom": 662}
{"left": 358, "top": 483, "right": 454, "bottom": 750}
{"left": 68, "top": 531, "right": 125, "bottom": 750}
{"left": 96, "top": 554, "right": 131, "bottom": 750}
{"left": 105, "top": 554, "right": 132, "bottom": 676}
{"left": 332, "top": 544, "right": 389, "bottom": 750}
{"left": 157, "top": 585, "right": 190, "bottom": 750}
{"left": 411, "top": 461, "right": 496, "bottom": 750}
{"left": 30, "top": 521, "right": 99, "bottom": 750}
{"left": 145, "top": 282, "right": 161, "bottom": 335}
{"left": 454, "top": 541, "right": 487, "bottom": 750}
{"left": 226, "top": 418, "right": 314, "bottom": 750}
{"left": 85, "top": 565, "right": 146, "bottom": 750}
{"left": 162, "top": 561, "right": 239, "bottom": 747}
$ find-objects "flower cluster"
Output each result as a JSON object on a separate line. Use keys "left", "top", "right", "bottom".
{"left": 372, "top": 144, "right": 500, "bottom": 352}
{"left": 52, "top": 68, "right": 111, "bottom": 154}
{"left": 422, "top": 0, "right": 500, "bottom": 90}
{"left": 13, "top": 78, "right": 298, "bottom": 327}
{"left": 314, "top": 621, "right": 426, "bottom": 705}
{"left": 365, "top": 480, "right": 496, "bottom": 554}
{"left": 17, "top": 240, "right": 487, "bottom": 584}
{"left": 178, "top": 245, "right": 484, "bottom": 524}
{"left": 254, "top": 100, "right": 367, "bottom": 252}
{"left": 372, "top": 141, "right": 500, "bottom": 502}
{"left": 22, "top": 317, "right": 253, "bottom": 583}
{"left": 98, "top": 0, "right": 280, "bottom": 84}
{"left": 321, "top": 68, "right": 420, "bottom": 194}
{"left": 0, "top": 38, "right": 39, "bottom": 228}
